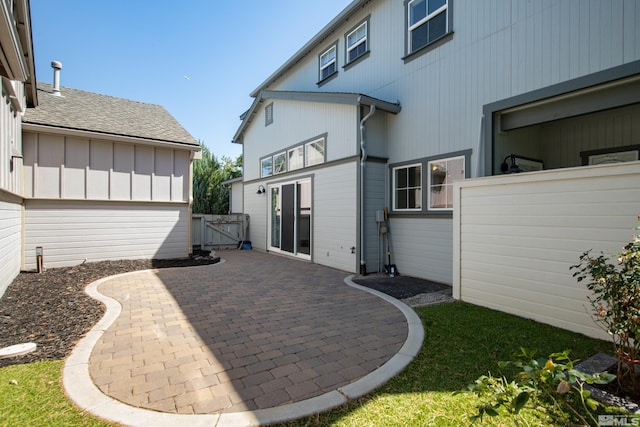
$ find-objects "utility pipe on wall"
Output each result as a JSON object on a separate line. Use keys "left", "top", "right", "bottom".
{"left": 359, "top": 103, "right": 376, "bottom": 275}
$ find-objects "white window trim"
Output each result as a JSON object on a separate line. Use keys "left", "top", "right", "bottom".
{"left": 261, "top": 157, "right": 273, "bottom": 178}
{"left": 288, "top": 146, "right": 304, "bottom": 171}
{"left": 305, "top": 138, "right": 325, "bottom": 166}
{"left": 408, "top": 0, "right": 448, "bottom": 53}
{"left": 265, "top": 103, "right": 273, "bottom": 126}
{"left": 267, "top": 179, "right": 312, "bottom": 261}
{"left": 346, "top": 21, "right": 367, "bottom": 63}
{"left": 319, "top": 45, "right": 337, "bottom": 80}
{"left": 273, "top": 151, "right": 287, "bottom": 174}
{"left": 392, "top": 163, "right": 422, "bottom": 212}
{"left": 427, "top": 155, "right": 465, "bottom": 211}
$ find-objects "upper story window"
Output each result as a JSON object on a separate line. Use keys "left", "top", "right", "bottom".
{"left": 345, "top": 18, "right": 369, "bottom": 65}
{"left": 319, "top": 43, "right": 338, "bottom": 82}
{"left": 288, "top": 146, "right": 304, "bottom": 171}
{"left": 305, "top": 138, "right": 325, "bottom": 166}
{"left": 273, "top": 152, "right": 287, "bottom": 174}
{"left": 261, "top": 157, "right": 273, "bottom": 177}
{"left": 260, "top": 136, "right": 326, "bottom": 179}
{"left": 407, "top": 0, "right": 450, "bottom": 55}
{"left": 265, "top": 103, "right": 273, "bottom": 126}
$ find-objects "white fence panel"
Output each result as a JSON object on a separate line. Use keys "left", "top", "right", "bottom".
{"left": 454, "top": 162, "right": 640, "bottom": 341}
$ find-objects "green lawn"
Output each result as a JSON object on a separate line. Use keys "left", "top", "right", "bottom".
{"left": 0, "top": 302, "right": 613, "bottom": 427}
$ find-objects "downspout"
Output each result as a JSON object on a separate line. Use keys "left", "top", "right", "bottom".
{"left": 359, "top": 103, "right": 376, "bottom": 275}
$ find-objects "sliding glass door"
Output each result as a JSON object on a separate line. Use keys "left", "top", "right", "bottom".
{"left": 268, "top": 179, "right": 311, "bottom": 259}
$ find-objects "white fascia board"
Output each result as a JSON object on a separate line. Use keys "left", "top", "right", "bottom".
{"left": 22, "top": 123, "right": 202, "bottom": 153}
{"left": 0, "top": 0, "right": 28, "bottom": 81}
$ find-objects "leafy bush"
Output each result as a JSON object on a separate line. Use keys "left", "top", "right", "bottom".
{"left": 571, "top": 215, "right": 640, "bottom": 399}
{"left": 466, "top": 348, "right": 614, "bottom": 426}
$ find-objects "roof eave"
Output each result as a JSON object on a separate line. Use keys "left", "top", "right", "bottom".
{"left": 232, "top": 90, "right": 401, "bottom": 144}
{"left": 22, "top": 122, "right": 201, "bottom": 150}
{"left": 249, "top": 0, "right": 371, "bottom": 97}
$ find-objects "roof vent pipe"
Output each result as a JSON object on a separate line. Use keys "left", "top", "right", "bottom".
{"left": 51, "top": 61, "right": 62, "bottom": 96}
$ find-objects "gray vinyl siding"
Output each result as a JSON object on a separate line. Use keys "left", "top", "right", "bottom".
{"left": 389, "top": 217, "right": 453, "bottom": 284}
{"left": 23, "top": 200, "right": 189, "bottom": 269}
{"left": 0, "top": 200, "right": 22, "bottom": 297}
{"left": 240, "top": 0, "right": 640, "bottom": 284}
{"left": 363, "top": 161, "right": 386, "bottom": 273}
{"left": 267, "top": 0, "right": 639, "bottom": 172}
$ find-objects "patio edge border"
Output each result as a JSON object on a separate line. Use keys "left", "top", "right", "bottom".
{"left": 62, "top": 265, "right": 423, "bottom": 427}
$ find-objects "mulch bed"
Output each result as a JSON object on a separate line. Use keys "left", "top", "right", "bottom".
{"left": 353, "top": 272, "right": 451, "bottom": 299}
{"left": 0, "top": 254, "right": 218, "bottom": 368}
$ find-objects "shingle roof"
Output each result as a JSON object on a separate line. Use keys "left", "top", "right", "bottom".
{"left": 23, "top": 83, "right": 198, "bottom": 147}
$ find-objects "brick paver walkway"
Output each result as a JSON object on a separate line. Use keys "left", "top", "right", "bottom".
{"left": 88, "top": 250, "right": 408, "bottom": 415}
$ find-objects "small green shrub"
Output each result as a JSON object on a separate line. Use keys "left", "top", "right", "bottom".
{"left": 466, "top": 348, "right": 614, "bottom": 426}
{"left": 571, "top": 215, "right": 640, "bottom": 399}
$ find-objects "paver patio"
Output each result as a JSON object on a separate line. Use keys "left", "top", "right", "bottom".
{"left": 84, "top": 250, "right": 412, "bottom": 417}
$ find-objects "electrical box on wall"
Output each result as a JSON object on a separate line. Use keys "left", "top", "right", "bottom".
{"left": 375, "top": 210, "right": 385, "bottom": 223}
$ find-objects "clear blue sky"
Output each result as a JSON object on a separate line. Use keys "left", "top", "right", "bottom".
{"left": 30, "top": 1, "right": 353, "bottom": 160}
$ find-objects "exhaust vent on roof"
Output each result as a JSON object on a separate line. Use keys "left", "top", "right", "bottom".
{"left": 51, "top": 61, "right": 62, "bottom": 96}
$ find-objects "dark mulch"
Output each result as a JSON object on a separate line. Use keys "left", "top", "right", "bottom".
{"left": 353, "top": 272, "right": 451, "bottom": 299}
{"left": 0, "top": 253, "right": 219, "bottom": 368}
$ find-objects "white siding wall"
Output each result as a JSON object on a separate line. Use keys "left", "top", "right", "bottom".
{"left": 313, "top": 162, "right": 358, "bottom": 272}
{"left": 230, "top": 181, "right": 243, "bottom": 214}
{"left": 243, "top": 100, "right": 357, "bottom": 181}
{"left": 454, "top": 162, "right": 640, "bottom": 340}
{"left": 0, "top": 200, "right": 22, "bottom": 296}
{"left": 243, "top": 181, "right": 268, "bottom": 250}
{"left": 22, "top": 132, "right": 190, "bottom": 202}
{"left": 1, "top": 79, "right": 25, "bottom": 297}
{"left": 23, "top": 200, "right": 189, "bottom": 269}
{"left": 244, "top": 161, "right": 358, "bottom": 273}
{"left": 0, "top": 79, "right": 24, "bottom": 196}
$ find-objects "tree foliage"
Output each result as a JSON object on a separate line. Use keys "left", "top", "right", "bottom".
{"left": 192, "top": 143, "right": 242, "bottom": 214}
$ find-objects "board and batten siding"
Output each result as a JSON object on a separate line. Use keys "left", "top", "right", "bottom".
{"left": 23, "top": 200, "right": 189, "bottom": 270}
{"left": 243, "top": 100, "right": 357, "bottom": 181}
{"left": 453, "top": 162, "right": 640, "bottom": 340}
{"left": 267, "top": 0, "right": 639, "bottom": 170}
{"left": 0, "top": 200, "right": 22, "bottom": 296}
{"left": 22, "top": 131, "right": 190, "bottom": 202}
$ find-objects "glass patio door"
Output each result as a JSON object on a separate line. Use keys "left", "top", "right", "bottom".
{"left": 268, "top": 179, "right": 311, "bottom": 259}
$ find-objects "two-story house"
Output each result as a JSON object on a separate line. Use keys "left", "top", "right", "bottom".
{"left": 233, "top": 0, "right": 639, "bottom": 339}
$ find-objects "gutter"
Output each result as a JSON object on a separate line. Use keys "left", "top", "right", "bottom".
{"left": 359, "top": 102, "right": 376, "bottom": 274}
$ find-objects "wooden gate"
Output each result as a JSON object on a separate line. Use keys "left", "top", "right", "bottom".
{"left": 192, "top": 214, "right": 249, "bottom": 250}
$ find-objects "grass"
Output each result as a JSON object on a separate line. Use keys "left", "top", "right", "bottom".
{"left": 0, "top": 360, "right": 113, "bottom": 427}
{"left": 0, "top": 302, "right": 613, "bottom": 427}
